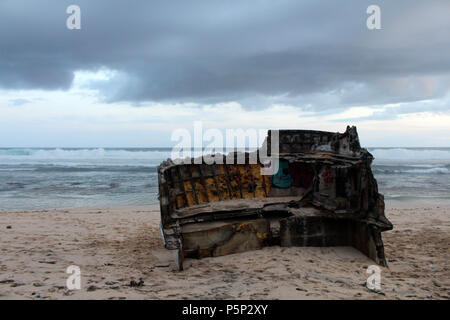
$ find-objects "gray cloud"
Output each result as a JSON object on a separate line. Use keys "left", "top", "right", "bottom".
{"left": 330, "top": 93, "right": 450, "bottom": 122}
{"left": 0, "top": 0, "right": 449, "bottom": 111}
{"left": 8, "top": 98, "right": 32, "bottom": 106}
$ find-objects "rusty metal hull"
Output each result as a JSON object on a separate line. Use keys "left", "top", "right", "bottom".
{"left": 157, "top": 126, "right": 393, "bottom": 270}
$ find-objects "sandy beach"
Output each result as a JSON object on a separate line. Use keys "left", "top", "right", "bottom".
{"left": 0, "top": 203, "right": 448, "bottom": 300}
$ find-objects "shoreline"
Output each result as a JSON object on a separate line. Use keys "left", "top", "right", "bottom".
{"left": 0, "top": 203, "right": 448, "bottom": 299}
{"left": 2, "top": 198, "right": 449, "bottom": 213}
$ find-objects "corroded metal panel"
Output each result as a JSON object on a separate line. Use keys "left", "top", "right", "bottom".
{"left": 157, "top": 126, "right": 393, "bottom": 270}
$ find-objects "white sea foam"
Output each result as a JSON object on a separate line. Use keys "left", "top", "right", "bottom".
{"left": 373, "top": 166, "right": 450, "bottom": 174}
{"left": 2, "top": 148, "right": 449, "bottom": 160}
{"left": 402, "top": 167, "right": 449, "bottom": 174}
{"left": 0, "top": 148, "right": 171, "bottom": 164}
{"left": 1, "top": 148, "right": 448, "bottom": 209}
{"left": 370, "top": 148, "right": 450, "bottom": 160}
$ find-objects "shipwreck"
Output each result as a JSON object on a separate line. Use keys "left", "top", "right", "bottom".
{"left": 158, "top": 126, "right": 393, "bottom": 270}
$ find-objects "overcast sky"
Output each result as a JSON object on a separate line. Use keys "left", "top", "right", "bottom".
{"left": 0, "top": 0, "right": 449, "bottom": 147}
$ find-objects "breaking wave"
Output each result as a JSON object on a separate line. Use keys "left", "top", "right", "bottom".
{"left": 0, "top": 148, "right": 171, "bottom": 160}
{"left": 373, "top": 166, "right": 450, "bottom": 174}
{"left": 32, "top": 165, "right": 158, "bottom": 173}
{"left": 2, "top": 147, "right": 449, "bottom": 160}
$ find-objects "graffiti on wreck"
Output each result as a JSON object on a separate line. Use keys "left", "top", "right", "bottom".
{"left": 158, "top": 126, "right": 393, "bottom": 270}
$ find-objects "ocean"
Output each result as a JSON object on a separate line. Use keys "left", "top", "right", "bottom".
{"left": 0, "top": 147, "right": 449, "bottom": 210}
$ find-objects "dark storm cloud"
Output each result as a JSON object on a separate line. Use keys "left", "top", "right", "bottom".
{"left": 0, "top": 0, "right": 449, "bottom": 110}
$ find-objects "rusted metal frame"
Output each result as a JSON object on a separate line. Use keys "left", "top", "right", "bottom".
{"left": 167, "top": 169, "right": 178, "bottom": 210}
{"left": 187, "top": 166, "right": 200, "bottom": 204}
{"left": 356, "top": 164, "right": 364, "bottom": 212}
{"left": 174, "top": 221, "right": 184, "bottom": 271}
{"left": 179, "top": 208, "right": 261, "bottom": 225}
{"left": 235, "top": 165, "right": 244, "bottom": 199}
{"left": 256, "top": 152, "right": 268, "bottom": 197}
{"left": 311, "top": 162, "right": 320, "bottom": 194}
{"left": 259, "top": 162, "right": 268, "bottom": 196}
{"left": 176, "top": 166, "right": 189, "bottom": 208}
{"left": 247, "top": 165, "right": 257, "bottom": 198}
{"left": 211, "top": 165, "right": 222, "bottom": 201}
{"left": 160, "top": 170, "right": 173, "bottom": 225}
{"left": 232, "top": 154, "right": 244, "bottom": 198}
{"left": 189, "top": 167, "right": 200, "bottom": 205}
{"left": 197, "top": 164, "right": 210, "bottom": 203}
{"left": 223, "top": 164, "right": 234, "bottom": 199}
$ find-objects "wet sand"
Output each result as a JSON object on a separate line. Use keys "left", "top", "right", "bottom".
{"left": 0, "top": 203, "right": 448, "bottom": 300}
